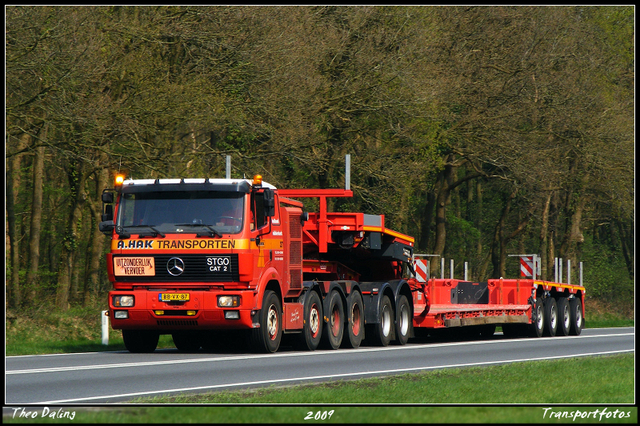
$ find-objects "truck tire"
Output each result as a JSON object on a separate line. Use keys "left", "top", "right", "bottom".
{"left": 122, "top": 330, "right": 159, "bottom": 353}
{"left": 395, "top": 295, "right": 411, "bottom": 345}
{"left": 543, "top": 297, "right": 558, "bottom": 337}
{"left": 250, "top": 290, "right": 282, "bottom": 353}
{"left": 529, "top": 297, "right": 545, "bottom": 338}
{"left": 172, "top": 332, "right": 201, "bottom": 352}
{"left": 370, "top": 295, "right": 394, "bottom": 346}
{"left": 322, "top": 291, "right": 344, "bottom": 350}
{"left": 342, "top": 291, "right": 364, "bottom": 349}
{"left": 299, "top": 290, "right": 323, "bottom": 351}
{"left": 556, "top": 297, "right": 571, "bottom": 336}
{"left": 569, "top": 297, "right": 583, "bottom": 336}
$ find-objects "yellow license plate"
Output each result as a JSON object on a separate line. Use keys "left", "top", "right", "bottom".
{"left": 113, "top": 257, "right": 155, "bottom": 276}
{"left": 160, "top": 293, "right": 190, "bottom": 302}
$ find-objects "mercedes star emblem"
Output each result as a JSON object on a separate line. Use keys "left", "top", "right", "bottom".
{"left": 167, "top": 257, "right": 185, "bottom": 276}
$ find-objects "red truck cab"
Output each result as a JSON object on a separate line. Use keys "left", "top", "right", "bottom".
{"left": 101, "top": 175, "right": 302, "bottom": 352}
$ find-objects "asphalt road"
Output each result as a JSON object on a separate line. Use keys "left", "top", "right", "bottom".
{"left": 5, "top": 327, "right": 634, "bottom": 404}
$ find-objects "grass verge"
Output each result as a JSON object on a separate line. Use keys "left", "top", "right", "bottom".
{"left": 3, "top": 354, "right": 636, "bottom": 423}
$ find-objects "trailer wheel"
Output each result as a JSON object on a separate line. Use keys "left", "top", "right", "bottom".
{"left": 370, "top": 295, "right": 394, "bottom": 346}
{"left": 569, "top": 297, "right": 583, "bottom": 336}
{"left": 122, "top": 330, "right": 159, "bottom": 353}
{"left": 299, "top": 290, "right": 323, "bottom": 351}
{"left": 556, "top": 297, "right": 571, "bottom": 336}
{"left": 529, "top": 297, "right": 545, "bottom": 338}
{"left": 343, "top": 291, "right": 364, "bottom": 349}
{"left": 250, "top": 290, "right": 282, "bottom": 353}
{"left": 395, "top": 295, "right": 411, "bottom": 345}
{"left": 543, "top": 297, "right": 558, "bottom": 337}
{"left": 322, "top": 291, "right": 344, "bottom": 350}
{"left": 172, "top": 332, "right": 201, "bottom": 352}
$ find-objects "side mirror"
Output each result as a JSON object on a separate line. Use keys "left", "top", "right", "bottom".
{"left": 263, "top": 188, "right": 275, "bottom": 217}
{"left": 102, "top": 191, "right": 114, "bottom": 204}
{"left": 99, "top": 220, "right": 115, "bottom": 235}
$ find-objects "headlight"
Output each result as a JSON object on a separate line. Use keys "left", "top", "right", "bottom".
{"left": 218, "top": 295, "right": 240, "bottom": 307}
{"left": 113, "top": 295, "right": 135, "bottom": 307}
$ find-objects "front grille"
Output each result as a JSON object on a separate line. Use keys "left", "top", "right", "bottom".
{"left": 115, "top": 254, "right": 239, "bottom": 282}
{"left": 157, "top": 319, "right": 198, "bottom": 327}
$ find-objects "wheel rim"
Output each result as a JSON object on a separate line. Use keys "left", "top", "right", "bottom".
{"left": 550, "top": 304, "right": 557, "bottom": 329}
{"left": 351, "top": 303, "right": 362, "bottom": 336}
{"left": 536, "top": 305, "right": 544, "bottom": 330}
{"left": 562, "top": 305, "right": 570, "bottom": 330}
{"left": 575, "top": 305, "right": 582, "bottom": 328}
{"left": 381, "top": 305, "right": 392, "bottom": 337}
{"left": 310, "top": 304, "right": 320, "bottom": 338}
{"left": 330, "top": 305, "right": 341, "bottom": 337}
{"left": 399, "top": 304, "right": 410, "bottom": 336}
{"left": 267, "top": 304, "right": 278, "bottom": 340}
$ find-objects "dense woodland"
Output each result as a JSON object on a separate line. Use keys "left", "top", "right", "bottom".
{"left": 6, "top": 6, "right": 634, "bottom": 311}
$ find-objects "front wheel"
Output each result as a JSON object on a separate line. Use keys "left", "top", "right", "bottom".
{"left": 122, "top": 330, "right": 159, "bottom": 353}
{"left": 250, "top": 290, "right": 282, "bottom": 353}
{"left": 172, "top": 331, "right": 201, "bottom": 352}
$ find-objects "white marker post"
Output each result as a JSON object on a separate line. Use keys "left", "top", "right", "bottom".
{"left": 101, "top": 310, "right": 109, "bottom": 345}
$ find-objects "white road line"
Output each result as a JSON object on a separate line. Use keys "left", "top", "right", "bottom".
{"left": 34, "top": 349, "right": 634, "bottom": 405}
{"left": 7, "top": 332, "right": 634, "bottom": 375}
{"left": 7, "top": 332, "right": 633, "bottom": 376}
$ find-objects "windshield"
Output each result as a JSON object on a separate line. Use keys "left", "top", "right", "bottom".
{"left": 117, "top": 190, "right": 244, "bottom": 235}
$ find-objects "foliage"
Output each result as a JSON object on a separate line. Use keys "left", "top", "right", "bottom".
{"left": 5, "top": 5, "right": 634, "bottom": 311}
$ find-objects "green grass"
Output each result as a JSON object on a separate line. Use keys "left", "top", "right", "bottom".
{"left": 3, "top": 355, "right": 636, "bottom": 423}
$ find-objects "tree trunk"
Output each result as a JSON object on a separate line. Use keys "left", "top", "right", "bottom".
{"left": 615, "top": 219, "right": 634, "bottom": 280}
{"left": 6, "top": 132, "right": 29, "bottom": 308}
{"left": 559, "top": 191, "right": 587, "bottom": 278}
{"left": 490, "top": 188, "right": 531, "bottom": 278}
{"left": 419, "top": 191, "right": 436, "bottom": 252}
{"left": 476, "top": 180, "right": 483, "bottom": 261}
{"left": 432, "top": 165, "right": 451, "bottom": 272}
{"left": 25, "top": 144, "right": 46, "bottom": 304}
{"left": 538, "top": 192, "right": 552, "bottom": 280}
{"left": 433, "top": 159, "right": 482, "bottom": 275}
{"left": 83, "top": 166, "right": 109, "bottom": 306}
{"left": 55, "top": 161, "right": 88, "bottom": 311}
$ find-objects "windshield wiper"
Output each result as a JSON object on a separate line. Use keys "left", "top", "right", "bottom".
{"left": 122, "top": 225, "right": 166, "bottom": 238}
{"left": 174, "top": 223, "right": 223, "bottom": 238}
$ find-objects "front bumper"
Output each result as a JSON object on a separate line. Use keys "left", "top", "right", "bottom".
{"left": 109, "top": 289, "right": 258, "bottom": 331}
